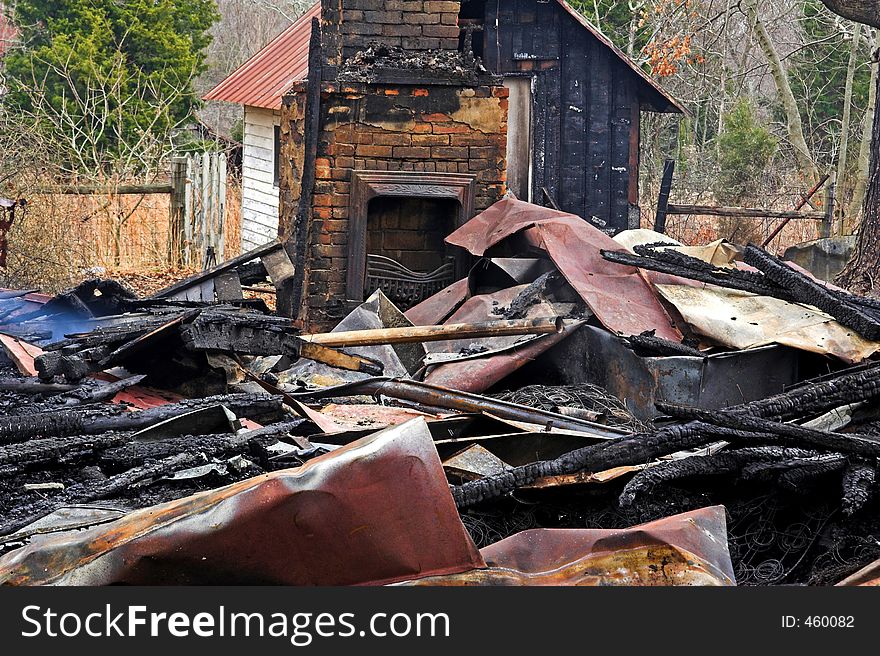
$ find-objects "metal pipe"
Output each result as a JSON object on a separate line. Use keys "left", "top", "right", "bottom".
{"left": 287, "top": 377, "right": 627, "bottom": 439}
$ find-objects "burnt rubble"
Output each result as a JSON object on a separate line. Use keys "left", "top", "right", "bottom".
{"left": 337, "top": 43, "right": 492, "bottom": 85}
{"left": 4, "top": 198, "right": 880, "bottom": 586}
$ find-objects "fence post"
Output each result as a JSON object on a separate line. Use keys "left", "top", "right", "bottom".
{"left": 821, "top": 179, "right": 835, "bottom": 239}
{"left": 217, "top": 153, "right": 227, "bottom": 261}
{"left": 168, "top": 157, "right": 187, "bottom": 267}
{"left": 183, "top": 156, "right": 195, "bottom": 266}
{"left": 200, "top": 152, "right": 210, "bottom": 267}
{"left": 653, "top": 159, "right": 675, "bottom": 234}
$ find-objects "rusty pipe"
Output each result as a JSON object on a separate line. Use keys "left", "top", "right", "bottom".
{"left": 287, "top": 377, "right": 627, "bottom": 439}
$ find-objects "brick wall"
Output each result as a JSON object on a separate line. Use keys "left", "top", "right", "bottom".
{"left": 281, "top": 80, "right": 508, "bottom": 328}
{"left": 322, "top": 0, "right": 462, "bottom": 71}
{"left": 365, "top": 196, "right": 458, "bottom": 272}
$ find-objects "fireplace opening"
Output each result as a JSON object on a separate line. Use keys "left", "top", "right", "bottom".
{"left": 364, "top": 196, "right": 459, "bottom": 308}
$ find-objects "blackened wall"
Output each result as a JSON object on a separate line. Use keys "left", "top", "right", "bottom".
{"left": 482, "top": 0, "right": 641, "bottom": 232}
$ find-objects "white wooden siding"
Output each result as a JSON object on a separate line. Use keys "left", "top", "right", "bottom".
{"left": 240, "top": 106, "right": 281, "bottom": 250}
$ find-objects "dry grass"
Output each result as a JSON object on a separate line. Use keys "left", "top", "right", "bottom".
{"left": 2, "top": 181, "right": 242, "bottom": 294}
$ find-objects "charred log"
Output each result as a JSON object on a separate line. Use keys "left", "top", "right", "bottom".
{"left": 619, "top": 446, "right": 827, "bottom": 507}
{"left": 658, "top": 402, "right": 880, "bottom": 456}
{"left": 0, "top": 451, "right": 207, "bottom": 537}
{"left": 743, "top": 245, "right": 880, "bottom": 340}
{"left": 842, "top": 457, "right": 877, "bottom": 515}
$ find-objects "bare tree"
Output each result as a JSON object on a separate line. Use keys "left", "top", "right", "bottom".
{"left": 821, "top": 1, "right": 880, "bottom": 291}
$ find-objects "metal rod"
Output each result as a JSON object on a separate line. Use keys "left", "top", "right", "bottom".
{"left": 287, "top": 377, "right": 627, "bottom": 439}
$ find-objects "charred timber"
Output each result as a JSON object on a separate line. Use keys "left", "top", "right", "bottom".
{"left": 618, "top": 446, "right": 827, "bottom": 507}
{"left": 743, "top": 244, "right": 880, "bottom": 340}
{"left": 453, "top": 365, "right": 880, "bottom": 506}
{"left": 628, "top": 332, "right": 704, "bottom": 357}
{"left": 0, "top": 393, "right": 283, "bottom": 443}
{"left": 0, "top": 451, "right": 207, "bottom": 538}
{"left": 842, "top": 457, "right": 877, "bottom": 515}
{"left": 0, "top": 433, "right": 127, "bottom": 471}
{"left": 657, "top": 402, "right": 880, "bottom": 456}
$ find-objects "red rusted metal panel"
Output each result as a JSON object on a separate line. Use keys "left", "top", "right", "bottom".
{"left": 203, "top": 3, "right": 319, "bottom": 109}
{"left": 422, "top": 284, "right": 579, "bottom": 393}
{"left": 445, "top": 198, "right": 682, "bottom": 341}
{"left": 400, "top": 506, "right": 735, "bottom": 586}
{"left": 836, "top": 560, "right": 880, "bottom": 586}
{"left": 405, "top": 277, "right": 470, "bottom": 326}
{"left": 0, "top": 418, "right": 485, "bottom": 586}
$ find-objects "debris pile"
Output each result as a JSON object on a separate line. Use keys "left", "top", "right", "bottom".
{"left": 2, "top": 197, "right": 880, "bottom": 586}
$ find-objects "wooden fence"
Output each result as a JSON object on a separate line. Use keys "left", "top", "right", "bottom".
{"left": 170, "top": 152, "right": 228, "bottom": 268}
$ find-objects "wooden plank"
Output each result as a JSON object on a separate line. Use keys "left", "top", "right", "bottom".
{"left": 168, "top": 157, "right": 187, "bottom": 266}
{"left": 151, "top": 239, "right": 283, "bottom": 299}
{"left": 218, "top": 153, "right": 227, "bottom": 260}
{"left": 31, "top": 183, "right": 172, "bottom": 195}
{"left": 654, "top": 159, "right": 676, "bottom": 233}
{"left": 241, "top": 194, "right": 280, "bottom": 216}
{"left": 531, "top": 75, "right": 548, "bottom": 200}
{"left": 241, "top": 175, "right": 280, "bottom": 197}
{"left": 666, "top": 204, "right": 825, "bottom": 220}
{"left": 286, "top": 17, "right": 323, "bottom": 319}
{"left": 628, "top": 101, "right": 640, "bottom": 206}
{"left": 243, "top": 120, "right": 277, "bottom": 140}
{"left": 610, "top": 61, "right": 633, "bottom": 231}
{"left": 560, "top": 17, "right": 586, "bottom": 218}
{"left": 545, "top": 67, "right": 562, "bottom": 207}
{"left": 0, "top": 334, "right": 42, "bottom": 376}
{"left": 242, "top": 164, "right": 278, "bottom": 187}
{"left": 184, "top": 156, "right": 194, "bottom": 266}
{"left": 214, "top": 269, "right": 243, "bottom": 301}
{"left": 587, "top": 39, "right": 612, "bottom": 224}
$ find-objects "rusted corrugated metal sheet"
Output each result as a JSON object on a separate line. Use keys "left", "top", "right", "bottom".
{"left": 445, "top": 198, "right": 682, "bottom": 341}
{"left": 836, "top": 560, "right": 880, "bottom": 586}
{"left": 0, "top": 418, "right": 485, "bottom": 585}
{"left": 400, "top": 506, "right": 735, "bottom": 586}
{"left": 203, "top": 3, "right": 319, "bottom": 109}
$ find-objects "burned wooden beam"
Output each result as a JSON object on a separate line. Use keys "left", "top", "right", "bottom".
{"left": 0, "top": 433, "right": 127, "bottom": 470}
{"left": 451, "top": 364, "right": 880, "bottom": 507}
{"left": 743, "top": 244, "right": 880, "bottom": 340}
{"left": 0, "top": 393, "right": 284, "bottom": 444}
{"left": 299, "top": 317, "right": 564, "bottom": 347}
{"left": 627, "top": 331, "right": 704, "bottom": 358}
{"left": 657, "top": 402, "right": 880, "bottom": 457}
{"left": 665, "top": 204, "right": 825, "bottom": 221}
{"left": 0, "top": 451, "right": 207, "bottom": 538}
{"left": 284, "top": 17, "right": 323, "bottom": 319}
{"left": 181, "top": 311, "right": 383, "bottom": 374}
{"left": 841, "top": 457, "right": 877, "bottom": 515}
{"left": 618, "top": 446, "right": 828, "bottom": 507}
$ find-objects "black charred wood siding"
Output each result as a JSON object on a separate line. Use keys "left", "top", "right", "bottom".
{"left": 483, "top": 0, "right": 640, "bottom": 232}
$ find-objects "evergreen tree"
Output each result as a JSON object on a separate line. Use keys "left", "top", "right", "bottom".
{"left": 3, "top": 0, "right": 219, "bottom": 168}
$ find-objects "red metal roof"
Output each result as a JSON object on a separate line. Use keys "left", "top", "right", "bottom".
{"left": 204, "top": 0, "right": 682, "bottom": 114}
{"left": 203, "top": 2, "right": 319, "bottom": 110}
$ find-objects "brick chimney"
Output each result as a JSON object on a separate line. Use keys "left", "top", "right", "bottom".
{"left": 321, "top": 0, "right": 462, "bottom": 76}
